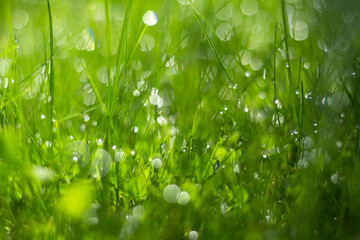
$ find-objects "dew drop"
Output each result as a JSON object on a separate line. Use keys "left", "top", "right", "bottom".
{"left": 142, "top": 11, "right": 158, "bottom": 26}
{"left": 163, "top": 184, "right": 181, "bottom": 203}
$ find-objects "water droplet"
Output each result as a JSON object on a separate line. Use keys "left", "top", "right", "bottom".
{"left": 302, "top": 136, "right": 314, "bottom": 150}
{"left": 304, "top": 62, "right": 310, "bottom": 69}
{"left": 12, "top": 9, "right": 29, "bottom": 29}
{"left": 83, "top": 114, "right": 90, "bottom": 122}
{"left": 177, "top": 0, "right": 194, "bottom": 6}
{"left": 233, "top": 164, "right": 240, "bottom": 173}
{"left": 96, "top": 138, "right": 103, "bottom": 146}
{"left": 250, "top": 58, "right": 263, "bottom": 71}
{"left": 92, "top": 121, "right": 97, "bottom": 126}
{"left": 163, "top": 184, "right": 181, "bottom": 203}
{"left": 149, "top": 94, "right": 159, "bottom": 105}
{"left": 292, "top": 21, "right": 309, "bottom": 41}
{"left": 142, "top": 11, "right": 158, "bottom": 26}
{"left": 177, "top": 191, "right": 190, "bottom": 205}
{"left": 258, "top": 91, "right": 266, "bottom": 99}
{"left": 140, "top": 35, "right": 155, "bottom": 52}
{"left": 245, "top": 71, "right": 251, "bottom": 77}
{"left": 131, "top": 150, "right": 135, "bottom": 155}
{"left": 157, "top": 116, "right": 167, "bottom": 125}
{"left": 132, "top": 126, "right": 139, "bottom": 133}
{"left": 32, "top": 165, "right": 55, "bottom": 181}
{"left": 216, "top": 23, "right": 233, "bottom": 41}
{"left": 240, "top": 0, "right": 258, "bottom": 16}
{"left": 40, "top": 114, "right": 46, "bottom": 120}
{"left": 336, "top": 141, "right": 342, "bottom": 148}
{"left": 239, "top": 50, "right": 251, "bottom": 65}
{"left": 244, "top": 105, "right": 249, "bottom": 112}
{"left": 80, "top": 123, "right": 86, "bottom": 132}
{"left": 132, "top": 60, "right": 142, "bottom": 71}
{"left": 152, "top": 158, "right": 163, "bottom": 169}
{"left": 331, "top": 173, "right": 339, "bottom": 184}
{"left": 221, "top": 202, "right": 228, "bottom": 215}
{"left": 132, "top": 205, "right": 144, "bottom": 221}
{"left": 189, "top": 230, "right": 199, "bottom": 240}
{"left": 83, "top": 91, "right": 96, "bottom": 106}
{"left": 89, "top": 149, "right": 112, "bottom": 178}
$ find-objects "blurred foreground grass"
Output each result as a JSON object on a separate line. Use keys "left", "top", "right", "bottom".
{"left": 1, "top": 0, "right": 360, "bottom": 239}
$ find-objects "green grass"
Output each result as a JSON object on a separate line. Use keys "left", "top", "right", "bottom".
{"left": 1, "top": 0, "right": 360, "bottom": 239}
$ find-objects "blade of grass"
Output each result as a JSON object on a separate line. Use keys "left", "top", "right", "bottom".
{"left": 47, "top": 0, "right": 55, "bottom": 149}
{"left": 191, "top": 8, "right": 234, "bottom": 85}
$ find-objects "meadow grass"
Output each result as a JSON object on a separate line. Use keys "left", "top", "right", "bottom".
{"left": 0, "top": 0, "right": 360, "bottom": 239}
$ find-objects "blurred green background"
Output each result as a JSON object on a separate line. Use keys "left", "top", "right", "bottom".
{"left": 1, "top": 0, "right": 360, "bottom": 239}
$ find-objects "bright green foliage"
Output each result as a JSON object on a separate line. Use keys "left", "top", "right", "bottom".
{"left": 0, "top": 0, "right": 360, "bottom": 239}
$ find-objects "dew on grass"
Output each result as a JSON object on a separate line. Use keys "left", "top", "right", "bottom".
{"left": 275, "top": 99, "right": 282, "bottom": 109}
{"left": 115, "top": 149, "right": 125, "bottom": 162}
{"left": 240, "top": 0, "right": 258, "bottom": 16}
{"left": 83, "top": 114, "right": 90, "bottom": 122}
{"left": 233, "top": 164, "right": 240, "bottom": 173}
{"left": 80, "top": 123, "right": 86, "bottom": 132}
{"left": 64, "top": 141, "right": 91, "bottom": 168}
{"left": 250, "top": 58, "right": 263, "bottom": 71}
{"left": 97, "top": 65, "right": 108, "bottom": 84}
{"left": 189, "top": 230, "right": 199, "bottom": 240}
{"left": 44, "top": 141, "right": 52, "bottom": 148}
{"left": 12, "top": 9, "right": 29, "bottom": 29}
{"left": 239, "top": 50, "right": 252, "bottom": 65}
{"left": 131, "top": 150, "right": 135, "bottom": 156}
{"left": 74, "top": 28, "right": 95, "bottom": 51}
{"left": 157, "top": 116, "right": 167, "bottom": 125}
{"left": 292, "top": 21, "right": 309, "bottom": 41}
{"left": 137, "top": 80, "right": 147, "bottom": 91}
{"left": 92, "top": 121, "right": 97, "bottom": 126}
{"left": 258, "top": 91, "right": 266, "bottom": 99}
{"left": 132, "top": 205, "right": 144, "bottom": 221}
{"left": 32, "top": 165, "right": 55, "bottom": 181}
{"left": 245, "top": 71, "right": 251, "bottom": 77}
{"left": 142, "top": 11, "right": 158, "bottom": 26}
{"left": 133, "top": 89, "right": 140, "bottom": 97}
{"left": 132, "top": 60, "right": 142, "bottom": 71}
{"left": 336, "top": 141, "right": 342, "bottom": 148}
{"left": 253, "top": 172, "right": 259, "bottom": 179}
{"left": 177, "top": 0, "right": 194, "bottom": 5}
{"left": 216, "top": 23, "right": 233, "bottom": 41}
{"left": 302, "top": 136, "right": 314, "bottom": 150}
{"left": 0, "top": 77, "right": 9, "bottom": 89}
{"left": 152, "top": 158, "right": 162, "bottom": 169}
{"left": 304, "top": 62, "right": 310, "bottom": 69}
{"left": 244, "top": 105, "right": 249, "bottom": 112}
{"left": 149, "top": 94, "right": 159, "bottom": 105}
{"left": 132, "top": 126, "right": 139, "bottom": 133}
{"left": 83, "top": 91, "right": 96, "bottom": 106}
{"left": 96, "top": 139, "right": 103, "bottom": 146}
{"left": 140, "top": 35, "right": 155, "bottom": 52}
{"left": 177, "top": 191, "right": 190, "bottom": 205}
{"left": 331, "top": 173, "right": 339, "bottom": 184}
{"left": 216, "top": 2, "right": 235, "bottom": 20}
{"left": 40, "top": 114, "right": 45, "bottom": 120}
{"left": 221, "top": 202, "right": 228, "bottom": 215}
{"left": 163, "top": 184, "right": 181, "bottom": 203}
{"left": 89, "top": 149, "right": 113, "bottom": 178}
